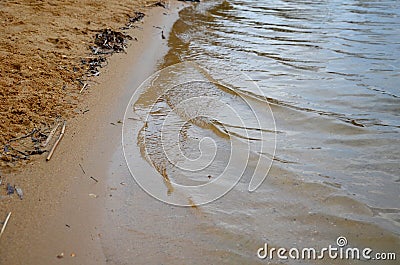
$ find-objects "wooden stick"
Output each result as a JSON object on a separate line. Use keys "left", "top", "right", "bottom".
{"left": 0, "top": 212, "right": 12, "bottom": 240}
{"left": 79, "top": 83, "right": 88, "bottom": 94}
{"left": 79, "top": 163, "right": 86, "bottom": 175}
{"left": 46, "top": 121, "right": 66, "bottom": 161}
{"left": 90, "top": 176, "right": 99, "bottom": 183}
{"left": 42, "top": 122, "right": 60, "bottom": 148}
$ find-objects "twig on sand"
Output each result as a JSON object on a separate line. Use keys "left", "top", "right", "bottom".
{"left": 46, "top": 121, "right": 66, "bottom": 161}
{"left": 79, "top": 164, "right": 86, "bottom": 175}
{"left": 0, "top": 212, "right": 12, "bottom": 240}
{"left": 90, "top": 176, "right": 98, "bottom": 183}
{"left": 42, "top": 122, "right": 60, "bottom": 148}
{"left": 79, "top": 83, "right": 88, "bottom": 94}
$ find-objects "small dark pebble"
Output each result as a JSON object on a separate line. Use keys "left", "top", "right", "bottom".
{"left": 6, "top": 183, "right": 14, "bottom": 195}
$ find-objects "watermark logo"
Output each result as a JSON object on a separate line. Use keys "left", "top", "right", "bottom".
{"left": 257, "top": 236, "right": 397, "bottom": 261}
{"left": 122, "top": 62, "right": 276, "bottom": 206}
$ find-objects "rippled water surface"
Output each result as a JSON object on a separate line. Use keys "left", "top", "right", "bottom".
{"left": 128, "top": 0, "right": 400, "bottom": 263}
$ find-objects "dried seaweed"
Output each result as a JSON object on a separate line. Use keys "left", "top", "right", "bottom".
{"left": 2, "top": 127, "right": 49, "bottom": 163}
{"left": 81, "top": 56, "right": 107, "bottom": 77}
{"left": 120, "top": 12, "right": 145, "bottom": 30}
{"left": 92, "top": 29, "right": 133, "bottom": 54}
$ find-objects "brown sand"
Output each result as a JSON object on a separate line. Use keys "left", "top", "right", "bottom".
{"left": 0, "top": 1, "right": 193, "bottom": 264}
{"left": 0, "top": 0, "right": 167, "bottom": 165}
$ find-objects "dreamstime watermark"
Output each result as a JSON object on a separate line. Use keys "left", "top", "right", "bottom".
{"left": 122, "top": 62, "right": 276, "bottom": 206}
{"left": 257, "top": 236, "right": 397, "bottom": 261}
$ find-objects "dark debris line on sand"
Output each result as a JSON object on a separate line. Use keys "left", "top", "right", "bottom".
{"left": 2, "top": 128, "right": 51, "bottom": 163}
{"left": 90, "top": 29, "right": 133, "bottom": 55}
{"left": 79, "top": 12, "right": 145, "bottom": 88}
{"left": 90, "top": 12, "right": 145, "bottom": 55}
{"left": 120, "top": 11, "right": 145, "bottom": 30}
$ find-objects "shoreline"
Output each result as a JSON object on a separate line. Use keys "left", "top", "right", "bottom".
{"left": 0, "top": 1, "right": 190, "bottom": 264}
{"left": 2, "top": 1, "right": 399, "bottom": 264}
{"left": 0, "top": 0, "right": 149, "bottom": 155}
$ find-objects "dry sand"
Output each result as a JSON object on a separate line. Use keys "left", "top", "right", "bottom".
{"left": 0, "top": 0, "right": 166, "bottom": 164}
{"left": 0, "top": 1, "right": 193, "bottom": 264}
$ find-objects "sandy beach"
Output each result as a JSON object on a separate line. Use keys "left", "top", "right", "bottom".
{"left": 0, "top": 1, "right": 194, "bottom": 264}
{"left": 0, "top": 0, "right": 154, "bottom": 149}
{"left": 1, "top": 0, "right": 399, "bottom": 264}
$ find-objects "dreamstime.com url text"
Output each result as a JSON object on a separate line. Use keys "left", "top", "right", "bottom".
{"left": 257, "top": 237, "right": 397, "bottom": 261}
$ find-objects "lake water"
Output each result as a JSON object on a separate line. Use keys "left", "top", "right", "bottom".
{"left": 124, "top": 0, "right": 400, "bottom": 263}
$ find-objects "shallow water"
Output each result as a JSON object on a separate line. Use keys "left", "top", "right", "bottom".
{"left": 125, "top": 0, "right": 399, "bottom": 263}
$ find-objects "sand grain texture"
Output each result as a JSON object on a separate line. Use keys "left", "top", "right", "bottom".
{"left": 0, "top": 0, "right": 162, "bottom": 165}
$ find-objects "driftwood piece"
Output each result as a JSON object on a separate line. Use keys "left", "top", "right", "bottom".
{"left": 42, "top": 122, "right": 60, "bottom": 147}
{"left": 79, "top": 83, "right": 88, "bottom": 94}
{"left": 0, "top": 212, "right": 12, "bottom": 240}
{"left": 46, "top": 121, "right": 66, "bottom": 161}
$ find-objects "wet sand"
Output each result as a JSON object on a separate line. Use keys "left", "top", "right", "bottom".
{"left": 107, "top": 1, "right": 399, "bottom": 264}
{"left": 0, "top": 1, "right": 195, "bottom": 264}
